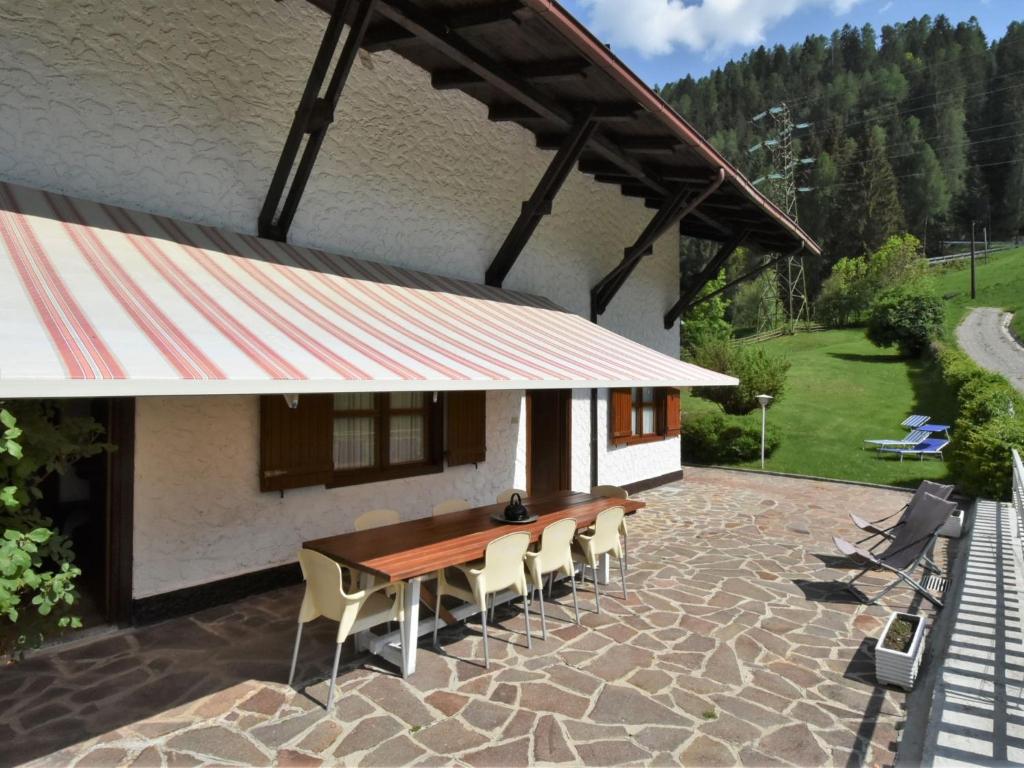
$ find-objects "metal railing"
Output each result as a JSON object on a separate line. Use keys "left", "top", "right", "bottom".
{"left": 1013, "top": 448, "right": 1023, "bottom": 521}
{"left": 927, "top": 244, "right": 1011, "bottom": 266}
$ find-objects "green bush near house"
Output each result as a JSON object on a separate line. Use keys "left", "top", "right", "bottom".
{"left": 681, "top": 410, "right": 780, "bottom": 464}
{"left": 690, "top": 338, "right": 791, "bottom": 415}
{"left": 934, "top": 344, "right": 1024, "bottom": 499}
{"left": 866, "top": 285, "right": 945, "bottom": 357}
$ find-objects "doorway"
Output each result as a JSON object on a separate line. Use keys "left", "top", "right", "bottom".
{"left": 525, "top": 390, "right": 572, "bottom": 496}
{"left": 36, "top": 398, "right": 134, "bottom": 627}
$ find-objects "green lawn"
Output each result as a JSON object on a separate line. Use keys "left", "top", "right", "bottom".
{"left": 683, "top": 328, "right": 956, "bottom": 488}
{"left": 931, "top": 246, "right": 1024, "bottom": 339}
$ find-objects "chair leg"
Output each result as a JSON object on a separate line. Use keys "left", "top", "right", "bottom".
{"left": 593, "top": 564, "right": 601, "bottom": 614}
{"left": 623, "top": 532, "right": 629, "bottom": 573}
{"left": 287, "top": 622, "right": 303, "bottom": 686}
{"left": 432, "top": 585, "right": 442, "bottom": 647}
{"left": 523, "top": 593, "right": 533, "bottom": 649}
{"left": 536, "top": 583, "right": 547, "bottom": 640}
{"left": 480, "top": 605, "right": 490, "bottom": 669}
{"left": 326, "top": 641, "right": 343, "bottom": 711}
{"left": 619, "top": 554, "right": 628, "bottom": 600}
{"left": 570, "top": 572, "right": 580, "bottom": 624}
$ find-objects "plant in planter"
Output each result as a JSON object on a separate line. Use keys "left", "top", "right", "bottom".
{"left": 875, "top": 612, "right": 926, "bottom": 690}
{"left": 0, "top": 402, "right": 110, "bottom": 658}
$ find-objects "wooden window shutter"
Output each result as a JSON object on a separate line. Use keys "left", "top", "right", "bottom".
{"left": 610, "top": 388, "right": 633, "bottom": 445}
{"left": 659, "top": 387, "right": 682, "bottom": 437}
{"left": 446, "top": 391, "right": 486, "bottom": 466}
{"left": 259, "top": 394, "right": 333, "bottom": 492}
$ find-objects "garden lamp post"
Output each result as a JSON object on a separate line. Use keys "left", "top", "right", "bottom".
{"left": 756, "top": 394, "right": 773, "bottom": 468}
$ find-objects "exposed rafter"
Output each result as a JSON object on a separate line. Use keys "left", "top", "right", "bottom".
{"left": 444, "top": 1, "right": 525, "bottom": 30}
{"left": 488, "top": 101, "right": 637, "bottom": 122}
{"left": 662, "top": 231, "right": 747, "bottom": 329}
{"left": 486, "top": 111, "right": 597, "bottom": 287}
{"left": 431, "top": 58, "right": 590, "bottom": 89}
{"left": 372, "top": 0, "right": 664, "bottom": 202}
{"left": 259, "top": 0, "right": 378, "bottom": 241}
{"left": 591, "top": 169, "right": 725, "bottom": 318}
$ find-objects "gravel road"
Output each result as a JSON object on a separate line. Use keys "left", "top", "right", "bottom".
{"left": 956, "top": 307, "right": 1024, "bottom": 393}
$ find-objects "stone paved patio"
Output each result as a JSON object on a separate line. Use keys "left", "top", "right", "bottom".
{"left": 3, "top": 468, "right": 949, "bottom": 767}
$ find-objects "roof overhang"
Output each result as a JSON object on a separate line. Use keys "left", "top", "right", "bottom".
{"left": 303, "top": 0, "right": 820, "bottom": 256}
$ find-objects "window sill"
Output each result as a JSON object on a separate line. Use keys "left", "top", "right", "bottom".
{"left": 612, "top": 433, "right": 667, "bottom": 447}
{"left": 326, "top": 462, "right": 443, "bottom": 489}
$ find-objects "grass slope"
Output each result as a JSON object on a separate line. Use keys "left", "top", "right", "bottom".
{"left": 683, "top": 329, "right": 956, "bottom": 488}
{"left": 932, "top": 246, "right": 1024, "bottom": 339}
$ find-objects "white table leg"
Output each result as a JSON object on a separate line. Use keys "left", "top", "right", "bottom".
{"left": 401, "top": 577, "right": 421, "bottom": 678}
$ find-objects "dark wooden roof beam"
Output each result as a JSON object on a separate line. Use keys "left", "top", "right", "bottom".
{"left": 444, "top": 1, "right": 526, "bottom": 30}
{"left": 432, "top": 58, "right": 590, "bottom": 90}
{"left": 664, "top": 231, "right": 746, "bottom": 328}
{"left": 489, "top": 101, "right": 638, "bottom": 122}
{"left": 363, "top": 21, "right": 417, "bottom": 51}
{"left": 374, "top": 0, "right": 669, "bottom": 201}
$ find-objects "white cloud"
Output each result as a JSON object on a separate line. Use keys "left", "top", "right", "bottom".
{"left": 577, "top": 0, "right": 863, "bottom": 58}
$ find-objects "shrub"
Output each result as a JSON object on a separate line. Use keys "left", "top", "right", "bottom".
{"left": 866, "top": 286, "right": 944, "bottom": 357}
{"left": 681, "top": 270, "right": 732, "bottom": 353}
{"left": 691, "top": 338, "right": 791, "bottom": 415}
{"left": 1, "top": 402, "right": 110, "bottom": 657}
{"left": 949, "top": 414, "right": 1024, "bottom": 500}
{"left": 682, "top": 411, "right": 781, "bottom": 464}
{"left": 933, "top": 342, "right": 1024, "bottom": 499}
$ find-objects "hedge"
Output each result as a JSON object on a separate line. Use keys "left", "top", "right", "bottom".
{"left": 934, "top": 343, "right": 1024, "bottom": 499}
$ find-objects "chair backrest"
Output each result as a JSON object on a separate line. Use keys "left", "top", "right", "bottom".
{"left": 298, "top": 549, "right": 346, "bottom": 622}
{"left": 589, "top": 506, "right": 626, "bottom": 554}
{"left": 909, "top": 480, "right": 954, "bottom": 509}
{"left": 881, "top": 493, "right": 957, "bottom": 570}
{"left": 535, "top": 517, "right": 577, "bottom": 573}
{"left": 496, "top": 488, "right": 526, "bottom": 504}
{"left": 902, "top": 414, "right": 930, "bottom": 428}
{"left": 433, "top": 498, "right": 470, "bottom": 516}
{"left": 591, "top": 484, "right": 629, "bottom": 499}
{"left": 481, "top": 531, "right": 530, "bottom": 593}
{"left": 354, "top": 508, "right": 401, "bottom": 531}
{"left": 902, "top": 429, "right": 930, "bottom": 444}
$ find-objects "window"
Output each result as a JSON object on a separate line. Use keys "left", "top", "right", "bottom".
{"left": 610, "top": 387, "right": 681, "bottom": 446}
{"left": 259, "top": 390, "right": 484, "bottom": 492}
{"left": 331, "top": 392, "right": 439, "bottom": 486}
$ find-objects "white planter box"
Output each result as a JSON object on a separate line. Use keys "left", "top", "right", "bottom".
{"left": 875, "top": 612, "right": 926, "bottom": 690}
{"left": 938, "top": 508, "right": 964, "bottom": 538}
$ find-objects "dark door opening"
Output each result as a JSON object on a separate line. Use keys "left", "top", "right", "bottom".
{"left": 36, "top": 398, "right": 134, "bottom": 628}
{"left": 526, "top": 390, "right": 572, "bottom": 496}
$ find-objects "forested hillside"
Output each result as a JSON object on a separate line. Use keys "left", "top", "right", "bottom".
{"left": 659, "top": 15, "right": 1024, "bottom": 284}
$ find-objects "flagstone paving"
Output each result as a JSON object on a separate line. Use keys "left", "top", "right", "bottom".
{"left": 3, "top": 468, "right": 951, "bottom": 767}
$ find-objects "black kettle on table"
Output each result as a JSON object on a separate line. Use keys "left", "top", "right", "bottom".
{"left": 504, "top": 492, "right": 529, "bottom": 521}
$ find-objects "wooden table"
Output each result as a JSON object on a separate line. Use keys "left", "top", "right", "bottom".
{"left": 304, "top": 491, "right": 644, "bottom": 676}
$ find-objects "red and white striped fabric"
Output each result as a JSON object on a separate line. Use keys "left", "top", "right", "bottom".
{"left": 0, "top": 182, "right": 737, "bottom": 397}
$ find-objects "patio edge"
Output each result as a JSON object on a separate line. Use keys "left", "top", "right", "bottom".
{"left": 683, "top": 463, "right": 921, "bottom": 493}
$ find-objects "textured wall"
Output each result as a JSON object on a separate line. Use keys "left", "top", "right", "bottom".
{"left": 0, "top": 0, "right": 682, "bottom": 596}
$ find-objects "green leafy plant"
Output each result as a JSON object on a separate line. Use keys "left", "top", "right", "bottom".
{"left": 690, "top": 338, "right": 791, "bottom": 415}
{"left": 867, "top": 285, "right": 944, "bottom": 357}
{"left": 682, "top": 411, "right": 781, "bottom": 464}
{"left": 1, "top": 402, "right": 110, "bottom": 657}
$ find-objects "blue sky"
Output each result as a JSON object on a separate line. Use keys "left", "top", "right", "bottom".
{"left": 558, "top": 0, "right": 1024, "bottom": 87}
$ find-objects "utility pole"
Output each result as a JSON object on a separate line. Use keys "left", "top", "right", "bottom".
{"left": 970, "top": 220, "right": 977, "bottom": 300}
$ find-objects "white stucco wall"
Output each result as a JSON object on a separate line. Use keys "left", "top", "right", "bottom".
{"left": 0, "top": 0, "right": 683, "bottom": 597}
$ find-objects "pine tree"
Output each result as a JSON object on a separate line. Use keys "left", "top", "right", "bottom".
{"left": 858, "top": 126, "right": 905, "bottom": 253}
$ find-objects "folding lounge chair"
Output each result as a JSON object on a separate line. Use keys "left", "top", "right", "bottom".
{"left": 902, "top": 414, "right": 931, "bottom": 429}
{"left": 833, "top": 492, "right": 957, "bottom": 608}
{"left": 880, "top": 438, "right": 949, "bottom": 462}
{"left": 850, "top": 480, "right": 954, "bottom": 547}
{"left": 863, "top": 428, "right": 930, "bottom": 450}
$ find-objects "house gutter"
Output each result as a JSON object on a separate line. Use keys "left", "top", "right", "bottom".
{"left": 521, "top": 0, "right": 822, "bottom": 257}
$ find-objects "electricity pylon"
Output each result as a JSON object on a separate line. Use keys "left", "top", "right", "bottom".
{"left": 749, "top": 103, "right": 813, "bottom": 328}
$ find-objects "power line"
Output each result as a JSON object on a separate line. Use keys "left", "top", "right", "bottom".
{"left": 807, "top": 156, "right": 1024, "bottom": 194}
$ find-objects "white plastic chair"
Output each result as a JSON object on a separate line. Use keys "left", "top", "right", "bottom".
{"left": 572, "top": 505, "right": 627, "bottom": 614}
{"left": 591, "top": 485, "right": 630, "bottom": 572}
{"left": 289, "top": 549, "right": 404, "bottom": 710}
{"left": 496, "top": 488, "right": 526, "bottom": 504}
{"left": 433, "top": 531, "right": 532, "bottom": 668}
{"left": 354, "top": 508, "right": 401, "bottom": 531}
{"left": 524, "top": 518, "right": 580, "bottom": 638}
{"left": 433, "top": 498, "right": 471, "bottom": 516}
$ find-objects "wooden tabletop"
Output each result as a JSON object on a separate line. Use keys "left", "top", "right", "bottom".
{"left": 304, "top": 490, "right": 644, "bottom": 582}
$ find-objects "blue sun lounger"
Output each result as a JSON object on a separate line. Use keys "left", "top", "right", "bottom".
{"left": 864, "top": 429, "right": 930, "bottom": 450}
{"left": 879, "top": 437, "right": 950, "bottom": 462}
{"left": 902, "top": 414, "right": 931, "bottom": 429}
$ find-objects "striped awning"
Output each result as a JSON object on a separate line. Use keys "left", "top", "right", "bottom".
{"left": 0, "top": 182, "right": 737, "bottom": 397}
